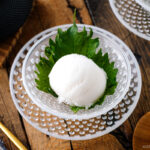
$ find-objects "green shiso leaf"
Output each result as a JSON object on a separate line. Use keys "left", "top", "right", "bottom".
{"left": 70, "top": 106, "right": 85, "bottom": 113}
{"left": 70, "top": 49, "right": 118, "bottom": 112}
{"left": 35, "top": 56, "right": 57, "bottom": 97}
{"left": 47, "top": 25, "right": 99, "bottom": 61}
{"left": 35, "top": 11, "right": 118, "bottom": 113}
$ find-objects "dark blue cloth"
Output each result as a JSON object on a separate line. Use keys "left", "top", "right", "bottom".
{"left": 0, "top": 139, "right": 7, "bottom": 150}
{"left": 0, "top": 0, "right": 33, "bottom": 40}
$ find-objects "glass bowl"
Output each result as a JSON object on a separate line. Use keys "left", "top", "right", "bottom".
{"left": 22, "top": 24, "right": 131, "bottom": 120}
{"left": 135, "top": 0, "right": 150, "bottom": 12}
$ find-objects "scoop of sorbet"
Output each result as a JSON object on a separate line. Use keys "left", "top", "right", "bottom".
{"left": 49, "top": 54, "right": 107, "bottom": 107}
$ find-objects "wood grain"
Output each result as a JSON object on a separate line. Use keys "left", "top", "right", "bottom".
{"left": 23, "top": 121, "right": 71, "bottom": 150}
{"left": 124, "top": 34, "right": 150, "bottom": 128}
{"left": 86, "top": 0, "right": 130, "bottom": 40}
{"left": 6, "top": 0, "right": 92, "bottom": 69}
{"left": 0, "top": 28, "right": 22, "bottom": 68}
{"left": 0, "top": 69, "right": 29, "bottom": 150}
{"left": 72, "top": 134, "right": 125, "bottom": 150}
{"left": 69, "top": 0, "right": 92, "bottom": 24}
{"left": 133, "top": 112, "right": 150, "bottom": 150}
{"left": 5, "top": 0, "right": 94, "bottom": 149}
{"left": 111, "top": 120, "right": 133, "bottom": 150}
{"left": 6, "top": 4, "right": 43, "bottom": 71}
{"left": 0, "top": 1, "right": 36, "bottom": 68}
{"left": 1, "top": 0, "right": 150, "bottom": 149}
{"left": 86, "top": 0, "right": 149, "bottom": 149}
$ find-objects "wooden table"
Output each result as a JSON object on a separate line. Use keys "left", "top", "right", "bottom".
{"left": 0, "top": 0, "right": 149, "bottom": 149}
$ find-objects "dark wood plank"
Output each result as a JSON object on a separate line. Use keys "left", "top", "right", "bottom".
{"left": 6, "top": 3, "right": 43, "bottom": 72}
{"left": 5, "top": 0, "right": 145, "bottom": 149}
{"left": 86, "top": 0, "right": 133, "bottom": 149}
{"left": 6, "top": 0, "right": 93, "bottom": 149}
{"left": 124, "top": 34, "right": 150, "bottom": 128}
{"left": 0, "top": 1, "right": 36, "bottom": 68}
{"left": 0, "top": 69, "right": 30, "bottom": 150}
{"left": 0, "top": 29, "right": 22, "bottom": 68}
{"left": 86, "top": 0, "right": 150, "bottom": 149}
{"left": 85, "top": 0, "right": 130, "bottom": 40}
{"left": 69, "top": 0, "right": 92, "bottom": 24}
{"left": 111, "top": 120, "right": 133, "bottom": 150}
{"left": 6, "top": 0, "right": 92, "bottom": 70}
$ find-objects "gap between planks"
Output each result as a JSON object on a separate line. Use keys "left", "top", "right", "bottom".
{"left": 5, "top": 0, "right": 131, "bottom": 149}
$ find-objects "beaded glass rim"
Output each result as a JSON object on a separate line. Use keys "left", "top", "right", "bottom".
{"left": 22, "top": 24, "right": 131, "bottom": 120}
{"left": 9, "top": 24, "right": 142, "bottom": 140}
{"left": 109, "top": 0, "right": 150, "bottom": 41}
{"left": 135, "top": 0, "right": 150, "bottom": 12}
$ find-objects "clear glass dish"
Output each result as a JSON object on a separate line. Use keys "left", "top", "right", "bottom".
{"left": 10, "top": 24, "right": 141, "bottom": 140}
{"left": 22, "top": 24, "right": 131, "bottom": 120}
{"left": 135, "top": 0, "right": 150, "bottom": 12}
{"left": 109, "top": 0, "right": 150, "bottom": 41}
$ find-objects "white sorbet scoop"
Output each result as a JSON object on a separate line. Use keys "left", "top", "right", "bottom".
{"left": 49, "top": 54, "right": 107, "bottom": 107}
